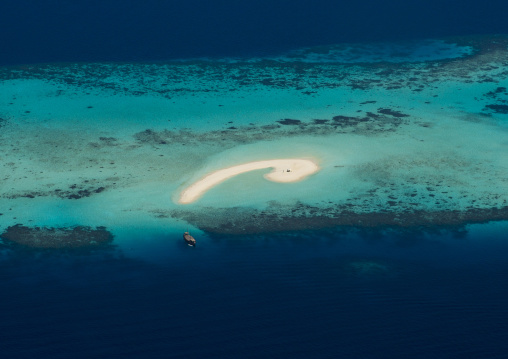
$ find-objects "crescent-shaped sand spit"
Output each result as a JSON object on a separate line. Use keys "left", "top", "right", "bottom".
{"left": 178, "top": 159, "right": 320, "bottom": 204}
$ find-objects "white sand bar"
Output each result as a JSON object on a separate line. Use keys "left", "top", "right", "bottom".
{"left": 178, "top": 159, "right": 320, "bottom": 204}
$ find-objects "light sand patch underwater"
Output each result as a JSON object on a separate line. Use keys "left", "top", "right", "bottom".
{"left": 1, "top": 35, "right": 508, "bottom": 248}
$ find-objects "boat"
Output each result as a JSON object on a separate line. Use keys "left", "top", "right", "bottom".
{"left": 183, "top": 231, "right": 196, "bottom": 246}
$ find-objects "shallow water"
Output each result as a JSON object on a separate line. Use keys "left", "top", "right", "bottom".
{"left": 2, "top": 36, "right": 507, "bottom": 236}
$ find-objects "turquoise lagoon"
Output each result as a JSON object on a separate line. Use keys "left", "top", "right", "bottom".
{"left": 0, "top": 35, "right": 507, "bottom": 260}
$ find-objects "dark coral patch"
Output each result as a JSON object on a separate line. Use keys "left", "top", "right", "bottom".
{"left": 66, "top": 186, "right": 107, "bottom": 199}
{"left": 277, "top": 119, "right": 302, "bottom": 125}
{"left": 484, "top": 104, "right": 508, "bottom": 114}
{"left": 0, "top": 224, "right": 114, "bottom": 248}
{"left": 484, "top": 87, "right": 507, "bottom": 99}
{"left": 332, "top": 115, "right": 360, "bottom": 122}
{"left": 332, "top": 115, "right": 370, "bottom": 125}
{"left": 3, "top": 185, "right": 108, "bottom": 200}
{"left": 168, "top": 206, "right": 508, "bottom": 236}
{"left": 366, "top": 112, "right": 381, "bottom": 119}
{"left": 377, "top": 108, "right": 410, "bottom": 117}
{"left": 134, "top": 129, "right": 169, "bottom": 144}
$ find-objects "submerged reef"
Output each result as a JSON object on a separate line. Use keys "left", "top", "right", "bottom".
{"left": 0, "top": 35, "right": 507, "bottom": 237}
{"left": 165, "top": 205, "right": 508, "bottom": 235}
{"left": 0, "top": 225, "right": 114, "bottom": 248}
{"left": 2, "top": 36, "right": 507, "bottom": 99}
{"left": 132, "top": 108, "right": 409, "bottom": 147}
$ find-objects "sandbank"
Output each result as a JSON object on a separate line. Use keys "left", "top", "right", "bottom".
{"left": 178, "top": 159, "right": 320, "bottom": 204}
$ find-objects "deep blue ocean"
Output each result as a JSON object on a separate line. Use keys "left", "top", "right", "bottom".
{"left": 2, "top": 226, "right": 508, "bottom": 358}
{"left": 1, "top": 0, "right": 508, "bottom": 65}
{"left": 2, "top": 1, "right": 508, "bottom": 358}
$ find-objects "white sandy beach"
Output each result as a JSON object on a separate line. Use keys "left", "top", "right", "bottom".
{"left": 178, "top": 159, "right": 320, "bottom": 204}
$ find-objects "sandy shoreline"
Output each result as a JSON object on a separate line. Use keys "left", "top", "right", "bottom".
{"left": 178, "top": 159, "right": 320, "bottom": 204}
